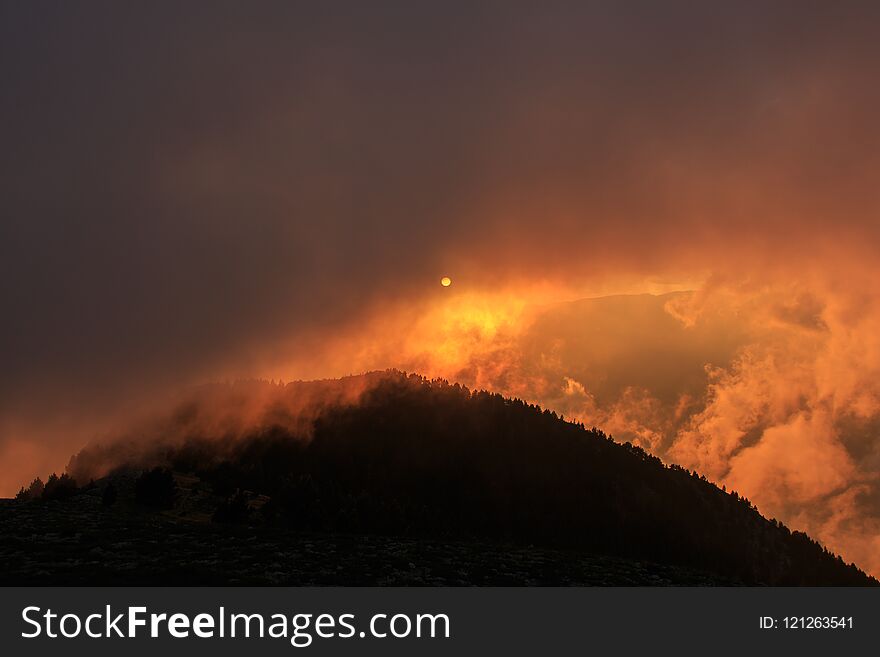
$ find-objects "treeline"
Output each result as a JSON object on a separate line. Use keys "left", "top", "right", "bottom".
{"left": 17, "top": 468, "right": 175, "bottom": 510}
{"left": 58, "top": 372, "right": 876, "bottom": 585}
{"left": 16, "top": 473, "right": 78, "bottom": 502}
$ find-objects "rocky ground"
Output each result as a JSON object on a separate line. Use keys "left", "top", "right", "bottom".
{"left": 0, "top": 492, "right": 734, "bottom": 586}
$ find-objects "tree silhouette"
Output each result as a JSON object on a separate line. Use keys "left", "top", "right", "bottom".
{"left": 15, "top": 477, "right": 45, "bottom": 501}
{"left": 41, "top": 473, "right": 77, "bottom": 501}
{"left": 134, "top": 468, "right": 177, "bottom": 509}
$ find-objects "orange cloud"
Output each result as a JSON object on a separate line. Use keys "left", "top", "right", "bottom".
{"left": 244, "top": 265, "right": 880, "bottom": 575}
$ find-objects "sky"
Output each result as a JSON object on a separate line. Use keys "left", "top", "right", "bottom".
{"left": 2, "top": 2, "right": 880, "bottom": 572}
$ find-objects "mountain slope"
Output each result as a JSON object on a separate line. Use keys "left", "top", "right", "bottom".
{"left": 7, "top": 371, "right": 875, "bottom": 585}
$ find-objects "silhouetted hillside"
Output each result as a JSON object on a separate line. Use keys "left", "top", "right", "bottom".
{"left": 6, "top": 371, "right": 875, "bottom": 585}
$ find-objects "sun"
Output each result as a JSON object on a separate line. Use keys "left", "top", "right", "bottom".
{"left": 440, "top": 276, "right": 452, "bottom": 287}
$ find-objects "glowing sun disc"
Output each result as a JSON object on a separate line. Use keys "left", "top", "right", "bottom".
{"left": 440, "top": 276, "right": 452, "bottom": 287}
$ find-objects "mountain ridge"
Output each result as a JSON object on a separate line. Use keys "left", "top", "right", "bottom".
{"left": 7, "top": 370, "right": 875, "bottom": 586}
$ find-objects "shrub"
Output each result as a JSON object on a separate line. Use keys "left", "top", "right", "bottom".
{"left": 134, "top": 468, "right": 177, "bottom": 509}
{"left": 102, "top": 483, "right": 118, "bottom": 507}
{"left": 212, "top": 490, "right": 250, "bottom": 524}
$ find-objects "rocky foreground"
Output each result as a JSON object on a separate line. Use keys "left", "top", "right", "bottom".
{"left": 0, "top": 493, "right": 733, "bottom": 586}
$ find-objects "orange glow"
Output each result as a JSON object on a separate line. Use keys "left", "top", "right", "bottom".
{"left": 240, "top": 266, "right": 880, "bottom": 577}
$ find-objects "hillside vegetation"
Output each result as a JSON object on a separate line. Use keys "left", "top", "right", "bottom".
{"left": 12, "top": 371, "right": 875, "bottom": 585}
